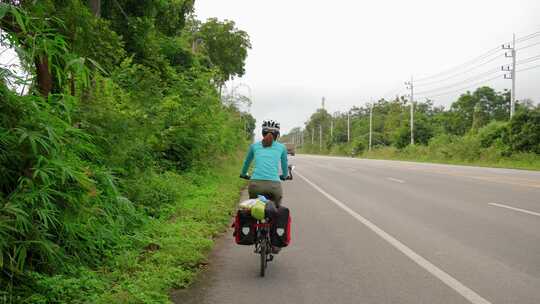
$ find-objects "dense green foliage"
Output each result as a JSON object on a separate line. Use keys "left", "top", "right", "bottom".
{"left": 283, "top": 87, "right": 540, "bottom": 169}
{"left": 0, "top": 1, "right": 254, "bottom": 302}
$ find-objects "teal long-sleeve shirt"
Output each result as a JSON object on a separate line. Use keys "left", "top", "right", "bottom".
{"left": 241, "top": 141, "right": 288, "bottom": 182}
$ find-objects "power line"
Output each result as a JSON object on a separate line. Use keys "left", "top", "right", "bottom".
{"left": 414, "top": 29, "right": 540, "bottom": 83}
{"left": 414, "top": 54, "right": 504, "bottom": 87}
{"left": 515, "top": 31, "right": 540, "bottom": 43}
{"left": 415, "top": 54, "right": 539, "bottom": 96}
{"left": 417, "top": 74, "right": 503, "bottom": 99}
{"left": 516, "top": 54, "right": 540, "bottom": 65}
{"left": 385, "top": 29, "right": 540, "bottom": 109}
{"left": 517, "top": 64, "right": 540, "bottom": 73}
{"left": 517, "top": 41, "right": 540, "bottom": 51}
{"left": 414, "top": 47, "right": 501, "bottom": 82}
{"left": 418, "top": 59, "right": 540, "bottom": 103}
{"left": 415, "top": 68, "right": 502, "bottom": 95}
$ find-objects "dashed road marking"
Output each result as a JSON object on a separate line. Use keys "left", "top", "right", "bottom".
{"left": 387, "top": 177, "right": 405, "bottom": 183}
{"left": 488, "top": 203, "right": 540, "bottom": 217}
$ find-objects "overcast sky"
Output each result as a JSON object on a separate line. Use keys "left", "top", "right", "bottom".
{"left": 195, "top": 0, "right": 540, "bottom": 135}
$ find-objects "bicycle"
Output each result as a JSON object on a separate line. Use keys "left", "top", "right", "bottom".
{"left": 240, "top": 165, "right": 293, "bottom": 277}
{"left": 254, "top": 220, "right": 273, "bottom": 277}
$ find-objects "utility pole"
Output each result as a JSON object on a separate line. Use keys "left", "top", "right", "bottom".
{"left": 405, "top": 76, "right": 414, "bottom": 145}
{"left": 319, "top": 125, "right": 322, "bottom": 150}
{"left": 330, "top": 117, "right": 334, "bottom": 140}
{"left": 502, "top": 33, "right": 516, "bottom": 118}
{"left": 312, "top": 128, "right": 314, "bottom": 145}
{"left": 369, "top": 102, "right": 373, "bottom": 151}
{"left": 347, "top": 111, "right": 351, "bottom": 142}
{"left": 322, "top": 96, "right": 325, "bottom": 110}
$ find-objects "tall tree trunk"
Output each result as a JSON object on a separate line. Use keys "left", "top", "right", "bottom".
{"left": 89, "top": 0, "right": 101, "bottom": 17}
{"left": 35, "top": 56, "right": 52, "bottom": 97}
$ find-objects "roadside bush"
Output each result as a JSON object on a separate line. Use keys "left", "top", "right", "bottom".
{"left": 476, "top": 121, "right": 509, "bottom": 148}
{"left": 401, "top": 144, "right": 429, "bottom": 160}
{"left": 508, "top": 108, "right": 540, "bottom": 153}
{"left": 394, "top": 118, "right": 434, "bottom": 149}
{"left": 127, "top": 171, "right": 194, "bottom": 217}
{"left": 363, "top": 146, "right": 400, "bottom": 159}
{"left": 427, "top": 133, "right": 457, "bottom": 160}
{"left": 447, "top": 135, "right": 482, "bottom": 161}
{"left": 351, "top": 139, "right": 366, "bottom": 155}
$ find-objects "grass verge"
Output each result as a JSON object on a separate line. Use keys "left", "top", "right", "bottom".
{"left": 25, "top": 155, "right": 246, "bottom": 304}
{"left": 361, "top": 146, "right": 540, "bottom": 171}
{"left": 298, "top": 146, "right": 540, "bottom": 171}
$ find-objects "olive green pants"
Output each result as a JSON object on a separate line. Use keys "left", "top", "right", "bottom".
{"left": 248, "top": 180, "right": 283, "bottom": 207}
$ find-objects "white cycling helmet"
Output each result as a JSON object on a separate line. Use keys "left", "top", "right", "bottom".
{"left": 262, "top": 120, "right": 280, "bottom": 135}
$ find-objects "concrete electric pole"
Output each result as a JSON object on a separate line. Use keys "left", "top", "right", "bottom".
{"left": 369, "top": 102, "right": 373, "bottom": 151}
{"left": 502, "top": 33, "right": 517, "bottom": 118}
{"left": 405, "top": 77, "right": 414, "bottom": 145}
{"left": 347, "top": 111, "right": 351, "bottom": 143}
{"left": 330, "top": 117, "right": 333, "bottom": 140}
{"left": 319, "top": 125, "right": 322, "bottom": 150}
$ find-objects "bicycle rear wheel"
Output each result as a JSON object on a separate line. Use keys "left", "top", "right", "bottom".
{"left": 259, "top": 239, "right": 267, "bottom": 277}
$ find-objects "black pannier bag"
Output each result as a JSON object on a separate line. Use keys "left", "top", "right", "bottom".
{"left": 233, "top": 209, "right": 256, "bottom": 245}
{"left": 270, "top": 206, "right": 291, "bottom": 247}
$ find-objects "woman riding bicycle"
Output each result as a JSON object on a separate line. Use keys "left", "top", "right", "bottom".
{"left": 240, "top": 120, "right": 289, "bottom": 207}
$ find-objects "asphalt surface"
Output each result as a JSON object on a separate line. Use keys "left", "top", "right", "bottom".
{"left": 171, "top": 155, "right": 540, "bottom": 304}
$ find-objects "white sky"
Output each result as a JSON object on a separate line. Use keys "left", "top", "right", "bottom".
{"left": 195, "top": 0, "right": 540, "bottom": 135}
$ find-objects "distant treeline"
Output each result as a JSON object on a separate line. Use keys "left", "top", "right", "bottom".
{"left": 282, "top": 87, "right": 539, "bottom": 167}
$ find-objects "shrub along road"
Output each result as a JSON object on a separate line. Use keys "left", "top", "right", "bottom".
{"left": 172, "top": 154, "right": 540, "bottom": 304}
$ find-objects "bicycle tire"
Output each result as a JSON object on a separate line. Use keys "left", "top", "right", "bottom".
{"left": 259, "top": 239, "right": 267, "bottom": 277}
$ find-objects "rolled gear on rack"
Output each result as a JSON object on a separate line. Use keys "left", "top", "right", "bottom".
{"left": 250, "top": 200, "right": 266, "bottom": 220}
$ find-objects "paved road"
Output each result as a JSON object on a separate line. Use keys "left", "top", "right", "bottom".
{"left": 171, "top": 155, "right": 540, "bottom": 304}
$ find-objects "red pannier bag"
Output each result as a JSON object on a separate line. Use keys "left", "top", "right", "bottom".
{"left": 270, "top": 206, "right": 291, "bottom": 247}
{"left": 232, "top": 209, "right": 256, "bottom": 245}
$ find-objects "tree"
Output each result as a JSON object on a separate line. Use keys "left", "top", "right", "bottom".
{"left": 472, "top": 100, "right": 489, "bottom": 131}
{"left": 393, "top": 116, "right": 433, "bottom": 148}
{"left": 198, "top": 18, "right": 251, "bottom": 89}
{"left": 242, "top": 112, "right": 256, "bottom": 140}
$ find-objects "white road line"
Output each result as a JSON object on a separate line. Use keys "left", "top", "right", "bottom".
{"left": 387, "top": 177, "right": 405, "bottom": 183}
{"left": 295, "top": 170, "right": 492, "bottom": 304}
{"left": 488, "top": 203, "right": 540, "bottom": 217}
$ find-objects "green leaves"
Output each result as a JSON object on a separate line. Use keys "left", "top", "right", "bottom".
{"left": 508, "top": 108, "right": 540, "bottom": 153}
{"left": 0, "top": 2, "right": 252, "bottom": 302}
{"left": 197, "top": 18, "right": 251, "bottom": 86}
{"left": 1, "top": 4, "right": 29, "bottom": 33}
